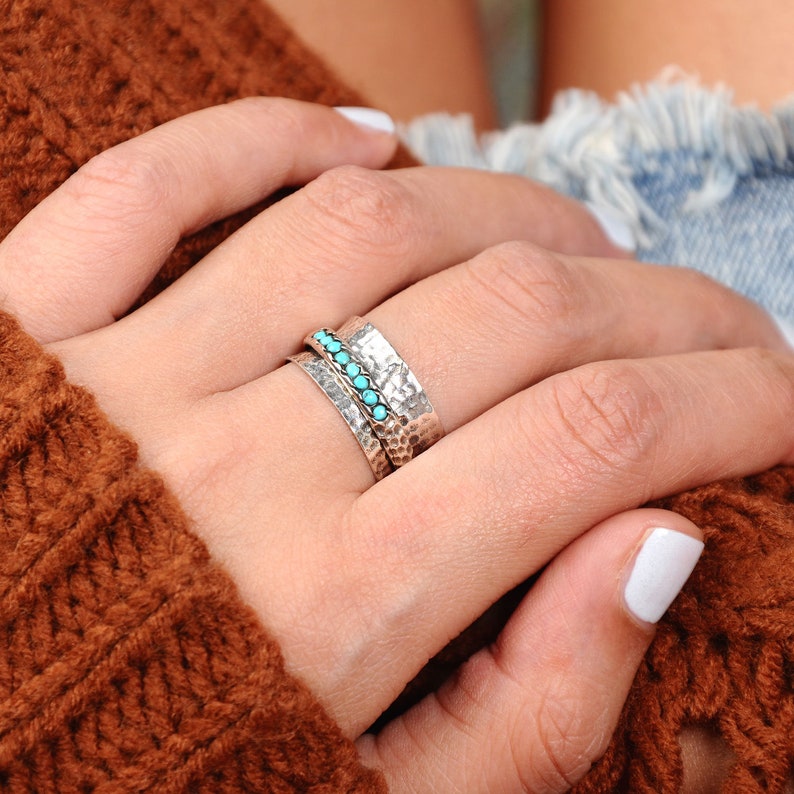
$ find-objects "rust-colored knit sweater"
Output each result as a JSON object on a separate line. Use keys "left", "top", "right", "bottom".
{"left": 1, "top": 1, "right": 793, "bottom": 791}
{"left": 0, "top": 0, "right": 392, "bottom": 790}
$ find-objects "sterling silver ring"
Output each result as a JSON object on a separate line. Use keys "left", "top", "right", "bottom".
{"left": 289, "top": 317, "right": 444, "bottom": 479}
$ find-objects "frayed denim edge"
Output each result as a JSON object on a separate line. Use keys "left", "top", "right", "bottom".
{"left": 400, "top": 77, "right": 794, "bottom": 248}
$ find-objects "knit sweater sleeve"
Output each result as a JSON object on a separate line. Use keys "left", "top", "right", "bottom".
{"left": 0, "top": 0, "right": 398, "bottom": 789}
{"left": 0, "top": 325, "right": 387, "bottom": 792}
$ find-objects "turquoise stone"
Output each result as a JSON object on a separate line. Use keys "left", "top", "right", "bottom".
{"left": 325, "top": 339, "right": 342, "bottom": 354}
{"left": 312, "top": 330, "right": 327, "bottom": 340}
{"left": 353, "top": 374, "right": 369, "bottom": 390}
{"left": 345, "top": 362, "right": 361, "bottom": 378}
{"left": 372, "top": 404, "right": 388, "bottom": 421}
{"left": 334, "top": 351, "right": 351, "bottom": 365}
{"left": 361, "top": 389, "right": 378, "bottom": 406}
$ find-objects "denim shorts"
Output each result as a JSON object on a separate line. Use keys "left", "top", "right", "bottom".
{"left": 401, "top": 78, "right": 794, "bottom": 345}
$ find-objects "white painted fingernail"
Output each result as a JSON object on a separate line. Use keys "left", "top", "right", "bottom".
{"left": 334, "top": 106, "right": 396, "bottom": 135}
{"left": 585, "top": 202, "right": 636, "bottom": 251}
{"left": 771, "top": 312, "right": 794, "bottom": 351}
{"left": 624, "top": 527, "right": 704, "bottom": 624}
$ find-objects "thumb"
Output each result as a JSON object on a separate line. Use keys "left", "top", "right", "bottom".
{"left": 359, "top": 508, "right": 704, "bottom": 793}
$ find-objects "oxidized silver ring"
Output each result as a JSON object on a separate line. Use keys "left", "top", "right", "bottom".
{"left": 289, "top": 318, "right": 443, "bottom": 479}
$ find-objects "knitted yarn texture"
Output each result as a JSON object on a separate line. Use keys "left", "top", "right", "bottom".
{"left": 0, "top": 0, "right": 392, "bottom": 790}
{"left": 0, "top": 318, "right": 384, "bottom": 793}
{"left": 576, "top": 468, "right": 794, "bottom": 793}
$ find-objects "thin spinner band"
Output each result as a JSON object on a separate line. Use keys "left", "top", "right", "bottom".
{"left": 305, "top": 329, "right": 392, "bottom": 425}
{"left": 288, "top": 350, "right": 393, "bottom": 481}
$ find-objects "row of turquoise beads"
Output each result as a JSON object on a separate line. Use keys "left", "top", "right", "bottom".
{"left": 313, "top": 330, "right": 389, "bottom": 423}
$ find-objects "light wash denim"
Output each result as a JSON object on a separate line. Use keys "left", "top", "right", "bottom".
{"left": 401, "top": 78, "right": 794, "bottom": 345}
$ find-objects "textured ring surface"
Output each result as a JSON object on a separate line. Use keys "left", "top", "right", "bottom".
{"left": 337, "top": 316, "right": 444, "bottom": 463}
{"left": 306, "top": 328, "right": 416, "bottom": 467}
{"left": 288, "top": 350, "right": 393, "bottom": 481}
{"left": 305, "top": 330, "right": 393, "bottom": 426}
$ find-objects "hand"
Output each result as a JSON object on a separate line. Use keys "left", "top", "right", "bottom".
{"left": 2, "top": 98, "right": 792, "bottom": 792}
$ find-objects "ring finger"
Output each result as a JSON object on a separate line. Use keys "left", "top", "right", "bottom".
{"left": 235, "top": 241, "right": 787, "bottom": 496}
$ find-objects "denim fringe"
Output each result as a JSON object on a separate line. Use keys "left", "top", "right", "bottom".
{"left": 401, "top": 77, "right": 794, "bottom": 251}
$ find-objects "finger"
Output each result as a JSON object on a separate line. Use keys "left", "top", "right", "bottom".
{"left": 369, "top": 348, "right": 793, "bottom": 587}
{"left": 273, "top": 347, "right": 790, "bottom": 717}
{"left": 187, "top": 347, "right": 790, "bottom": 730}
{"left": 358, "top": 509, "right": 704, "bottom": 793}
{"left": 199, "top": 248, "right": 784, "bottom": 504}
{"left": 364, "top": 243, "right": 788, "bottom": 430}
{"left": 0, "top": 98, "right": 397, "bottom": 342}
{"left": 364, "top": 346, "right": 792, "bottom": 588}
{"left": 90, "top": 166, "right": 624, "bottom": 395}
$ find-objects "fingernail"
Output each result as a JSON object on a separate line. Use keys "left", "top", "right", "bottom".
{"left": 585, "top": 202, "right": 636, "bottom": 251}
{"left": 624, "top": 527, "right": 704, "bottom": 624}
{"left": 771, "top": 312, "right": 794, "bottom": 351}
{"left": 333, "top": 106, "right": 396, "bottom": 135}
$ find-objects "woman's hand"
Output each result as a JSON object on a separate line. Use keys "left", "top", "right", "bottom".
{"left": 2, "top": 98, "right": 793, "bottom": 792}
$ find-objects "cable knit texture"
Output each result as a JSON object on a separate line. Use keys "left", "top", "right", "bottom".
{"left": 1, "top": 0, "right": 793, "bottom": 792}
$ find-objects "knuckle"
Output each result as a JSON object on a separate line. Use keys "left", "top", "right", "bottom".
{"left": 467, "top": 242, "right": 584, "bottom": 332}
{"left": 736, "top": 346, "right": 794, "bottom": 407}
{"left": 676, "top": 264, "right": 739, "bottom": 319}
{"left": 675, "top": 264, "right": 738, "bottom": 306}
{"left": 229, "top": 96, "right": 308, "bottom": 147}
{"left": 522, "top": 682, "right": 607, "bottom": 792}
{"left": 66, "top": 146, "right": 171, "bottom": 224}
{"left": 544, "top": 362, "right": 664, "bottom": 474}
{"left": 297, "top": 165, "right": 419, "bottom": 260}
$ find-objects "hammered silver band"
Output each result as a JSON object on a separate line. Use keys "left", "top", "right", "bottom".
{"left": 288, "top": 350, "right": 393, "bottom": 480}
{"left": 337, "top": 317, "right": 444, "bottom": 461}
{"left": 289, "top": 317, "right": 443, "bottom": 479}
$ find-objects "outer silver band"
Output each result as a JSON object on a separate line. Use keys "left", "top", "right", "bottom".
{"left": 337, "top": 316, "right": 444, "bottom": 461}
{"left": 288, "top": 350, "right": 393, "bottom": 481}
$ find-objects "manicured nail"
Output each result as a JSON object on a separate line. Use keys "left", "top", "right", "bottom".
{"left": 585, "top": 202, "right": 636, "bottom": 251}
{"left": 333, "top": 106, "right": 396, "bottom": 135}
{"left": 624, "top": 527, "right": 704, "bottom": 624}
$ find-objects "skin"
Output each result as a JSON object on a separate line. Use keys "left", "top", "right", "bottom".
{"left": 541, "top": 0, "right": 794, "bottom": 114}
{"left": 266, "top": 0, "right": 496, "bottom": 128}
{"left": 255, "top": 8, "right": 794, "bottom": 785}
{"left": 268, "top": 0, "right": 794, "bottom": 125}
{"left": 2, "top": 99, "right": 793, "bottom": 791}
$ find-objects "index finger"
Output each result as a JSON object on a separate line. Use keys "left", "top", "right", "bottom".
{"left": 0, "top": 98, "right": 398, "bottom": 343}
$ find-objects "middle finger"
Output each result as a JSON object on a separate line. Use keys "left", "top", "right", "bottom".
{"left": 80, "top": 166, "right": 623, "bottom": 397}
{"left": 232, "top": 242, "right": 786, "bottom": 497}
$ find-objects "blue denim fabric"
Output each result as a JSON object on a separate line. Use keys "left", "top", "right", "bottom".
{"left": 401, "top": 79, "right": 794, "bottom": 343}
